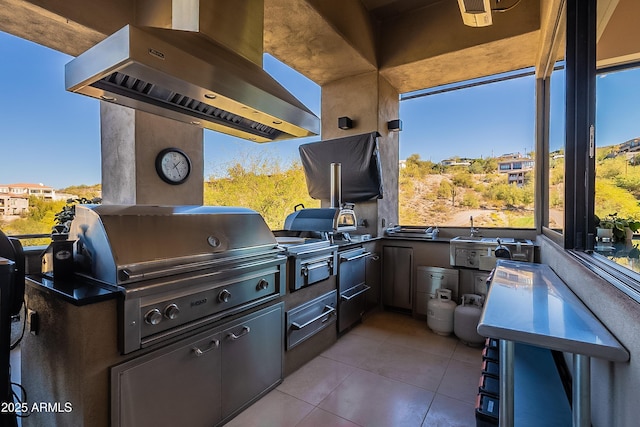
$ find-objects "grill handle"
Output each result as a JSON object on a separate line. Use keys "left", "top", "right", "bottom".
{"left": 302, "top": 258, "right": 334, "bottom": 276}
{"left": 192, "top": 339, "right": 220, "bottom": 357}
{"left": 291, "top": 305, "right": 336, "bottom": 330}
{"left": 227, "top": 326, "right": 251, "bottom": 341}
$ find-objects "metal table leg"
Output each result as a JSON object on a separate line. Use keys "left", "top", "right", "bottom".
{"left": 499, "top": 339, "right": 515, "bottom": 427}
{"left": 573, "top": 354, "right": 591, "bottom": 427}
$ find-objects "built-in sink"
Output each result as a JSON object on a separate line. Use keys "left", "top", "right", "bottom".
{"left": 450, "top": 236, "right": 484, "bottom": 242}
{"left": 450, "top": 236, "right": 535, "bottom": 268}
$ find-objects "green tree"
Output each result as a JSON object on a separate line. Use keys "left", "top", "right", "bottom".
{"left": 2, "top": 197, "right": 67, "bottom": 245}
{"left": 461, "top": 192, "right": 480, "bottom": 208}
{"left": 468, "top": 161, "right": 484, "bottom": 174}
{"left": 205, "top": 154, "right": 319, "bottom": 230}
{"left": 452, "top": 171, "right": 473, "bottom": 188}
{"left": 59, "top": 184, "right": 101, "bottom": 200}
{"left": 437, "top": 180, "right": 452, "bottom": 199}
{"left": 483, "top": 157, "right": 498, "bottom": 173}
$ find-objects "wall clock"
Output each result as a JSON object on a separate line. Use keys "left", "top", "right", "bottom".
{"left": 155, "top": 148, "right": 192, "bottom": 185}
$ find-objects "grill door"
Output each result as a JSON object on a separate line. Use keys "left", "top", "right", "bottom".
{"left": 221, "top": 303, "right": 284, "bottom": 420}
{"left": 382, "top": 246, "right": 413, "bottom": 309}
{"left": 112, "top": 330, "right": 222, "bottom": 427}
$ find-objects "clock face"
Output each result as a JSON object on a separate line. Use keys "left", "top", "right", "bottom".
{"left": 155, "top": 148, "right": 191, "bottom": 185}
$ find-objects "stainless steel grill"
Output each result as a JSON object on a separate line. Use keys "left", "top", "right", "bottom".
{"left": 69, "top": 204, "right": 286, "bottom": 354}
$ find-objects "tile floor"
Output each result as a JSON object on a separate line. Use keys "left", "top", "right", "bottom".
{"left": 226, "top": 310, "right": 482, "bottom": 427}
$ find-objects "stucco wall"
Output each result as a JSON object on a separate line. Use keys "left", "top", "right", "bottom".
{"left": 321, "top": 72, "right": 399, "bottom": 237}
{"left": 538, "top": 235, "right": 640, "bottom": 427}
{"left": 100, "top": 103, "right": 204, "bottom": 205}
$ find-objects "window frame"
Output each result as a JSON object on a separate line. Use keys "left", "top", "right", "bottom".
{"left": 548, "top": 0, "right": 640, "bottom": 303}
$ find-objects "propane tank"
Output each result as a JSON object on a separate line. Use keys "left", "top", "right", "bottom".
{"left": 427, "top": 288, "right": 457, "bottom": 336}
{"left": 454, "top": 294, "right": 485, "bottom": 346}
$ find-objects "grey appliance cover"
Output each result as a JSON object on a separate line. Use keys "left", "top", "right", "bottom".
{"left": 298, "top": 132, "right": 383, "bottom": 202}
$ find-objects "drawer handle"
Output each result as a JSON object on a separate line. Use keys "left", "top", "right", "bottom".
{"left": 339, "top": 252, "right": 370, "bottom": 263}
{"left": 291, "top": 305, "right": 336, "bottom": 330}
{"left": 302, "top": 259, "right": 332, "bottom": 276}
{"left": 192, "top": 339, "right": 220, "bottom": 357}
{"left": 227, "top": 326, "right": 251, "bottom": 340}
{"left": 340, "top": 285, "right": 371, "bottom": 301}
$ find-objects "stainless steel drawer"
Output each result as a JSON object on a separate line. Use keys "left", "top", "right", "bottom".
{"left": 286, "top": 290, "right": 337, "bottom": 350}
{"left": 338, "top": 283, "right": 370, "bottom": 332}
{"left": 290, "top": 251, "right": 337, "bottom": 291}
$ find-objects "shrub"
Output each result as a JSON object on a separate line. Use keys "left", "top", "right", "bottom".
{"left": 461, "top": 193, "right": 480, "bottom": 208}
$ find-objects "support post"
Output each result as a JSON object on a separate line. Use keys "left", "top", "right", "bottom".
{"left": 573, "top": 354, "right": 591, "bottom": 427}
{"left": 499, "top": 339, "right": 515, "bottom": 427}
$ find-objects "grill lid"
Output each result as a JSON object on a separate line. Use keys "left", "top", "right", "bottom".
{"left": 69, "top": 204, "right": 278, "bottom": 285}
{"left": 283, "top": 207, "right": 357, "bottom": 233}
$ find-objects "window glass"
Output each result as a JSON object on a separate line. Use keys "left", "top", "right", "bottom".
{"left": 399, "top": 71, "right": 536, "bottom": 228}
{"left": 548, "top": 67, "right": 566, "bottom": 232}
{"left": 594, "top": 65, "right": 640, "bottom": 272}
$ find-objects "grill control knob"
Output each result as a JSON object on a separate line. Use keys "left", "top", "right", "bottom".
{"left": 256, "top": 279, "right": 269, "bottom": 291}
{"left": 218, "top": 289, "right": 231, "bottom": 303}
{"left": 164, "top": 304, "right": 180, "bottom": 320}
{"left": 144, "top": 308, "right": 162, "bottom": 325}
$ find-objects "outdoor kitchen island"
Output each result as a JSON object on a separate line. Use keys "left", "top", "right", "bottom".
{"left": 19, "top": 211, "right": 551, "bottom": 427}
{"left": 20, "top": 205, "right": 292, "bottom": 427}
{"left": 478, "top": 260, "right": 629, "bottom": 427}
{"left": 18, "top": 204, "right": 385, "bottom": 427}
{"left": 22, "top": 274, "right": 287, "bottom": 427}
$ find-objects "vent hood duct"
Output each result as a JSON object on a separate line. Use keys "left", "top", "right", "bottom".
{"left": 65, "top": 0, "right": 319, "bottom": 142}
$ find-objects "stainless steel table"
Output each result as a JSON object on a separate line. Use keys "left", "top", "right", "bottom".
{"left": 477, "top": 260, "right": 629, "bottom": 427}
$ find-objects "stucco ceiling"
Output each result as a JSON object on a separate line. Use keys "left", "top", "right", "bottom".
{"left": 0, "top": 0, "right": 637, "bottom": 94}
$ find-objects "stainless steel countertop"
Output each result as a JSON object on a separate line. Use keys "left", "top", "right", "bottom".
{"left": 478, "top": 260, "right": 629, "bottom": 362}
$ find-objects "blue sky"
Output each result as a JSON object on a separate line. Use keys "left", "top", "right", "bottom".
{"left": 1, "top": 29, "right": 639, "bottom": 189}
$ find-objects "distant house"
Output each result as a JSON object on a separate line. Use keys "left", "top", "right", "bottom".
{"left": 0, "top": 192, "right": 29, "bottom": 216}
{"left": 440, "top": 159, "right": 471, "bottom": 167}
{"left": 0, "top": 183, "right": 56, "bottom": 200}
{"left": 617, "top": 137, "right": 640, "bottom": 154}
{"left": 498, "top": 152, "right": 523, "bottom": 160}
{"left": 497, "top": 157, "right": 535, "bottom": 186}
{"left": 0, "top": 183, "right": 62, "bottom": 217}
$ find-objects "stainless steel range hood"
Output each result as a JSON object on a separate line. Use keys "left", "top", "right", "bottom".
{"left": 65, "top": 1, "right": 319, "bottom": 143}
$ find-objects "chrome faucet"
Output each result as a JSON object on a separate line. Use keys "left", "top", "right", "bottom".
{"left": 470, "top": 216, "right": 480, "bottom": 237}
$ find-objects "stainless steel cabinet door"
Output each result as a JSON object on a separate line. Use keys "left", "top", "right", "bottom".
{"left": 112, "top": 331, "right": 222, "bottom": 427}
{"left": 382, "top": 246, "right": 413, "bottom": 309}
{"left": 221, "top": 303, "right": 284, "bottom": 419}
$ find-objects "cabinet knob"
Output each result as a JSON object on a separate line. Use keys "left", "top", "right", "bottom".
{"left": 256, "top": 279, "right": 269, "bottom": 291}
{"left": 144, "top": 308, "right": 162, "bottom": 325}
{"left": 164, "top": 303, "right": 180, "bottom": 320}
{"left": 218, "top": 289, "right": 232, "bottom": 303}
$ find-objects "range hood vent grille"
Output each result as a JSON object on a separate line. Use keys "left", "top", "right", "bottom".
{"left": 95, "top": 71, "right": 279, "bottom": 139}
